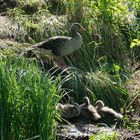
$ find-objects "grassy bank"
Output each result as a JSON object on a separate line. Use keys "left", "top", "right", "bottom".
{"left": 0, "top": 52, "right": 64, "bottom": 140}
{"left": 0, "top": 0, "right": 140, "bottom": 139}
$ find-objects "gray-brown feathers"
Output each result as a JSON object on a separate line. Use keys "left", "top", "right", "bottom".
{"left": 56, "top": 97, "right": 80, "bottom": 119}
{"left": 95, "top": 100, "right": 123, "bottom": 120}
{"left": 80, "top": 97, "right": 101, "bottom": 121}
{"left": 32, "top": 36, "right": 71, "bottom": 56}
{"left": 56, "top": 97, "right": 123, "bottom": 124}
{"left": 28, "top": 23, "right": 85, "bottom": 57}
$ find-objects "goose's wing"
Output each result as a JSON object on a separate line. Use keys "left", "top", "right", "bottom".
{"left": 32, "top": 36, "right": 71, "bottom": 50}
{"left": 80, "top": 105, "right": 101, "bottom": 121}
{"left": 87, "top": 105, "right": 101, "bottom": 120}
{"left": 61, "top": 104, "right": 76, "bottom": 119}
{"left": 102, "top": 107, "right": 117, "bottom": 115}
{"left": 101, "top": 107, "right": 123, "bottom": 119}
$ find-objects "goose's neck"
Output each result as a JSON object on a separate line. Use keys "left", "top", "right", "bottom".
{"left": 70, "top": 29, "right": 83, "bottom": 51}
{"left": 71, "top": 28, "right": 79, "bottom": 37}
{"left": 85, "top": 98, "right": 90, "bottom": 105}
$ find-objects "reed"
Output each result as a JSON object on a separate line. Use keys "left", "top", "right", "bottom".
{"left": 0, "top": 53, "right": 63, "bottom": 140}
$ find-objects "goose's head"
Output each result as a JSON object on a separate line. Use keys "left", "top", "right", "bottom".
{"left": 95, "top": 100, "right": 105, "bottom": 109}
{"left": 70, "top": 23, "right": 86, "bottom": 35}
{"left": 80, "top": 97, "right": 101, "bottom": 121}
{"left": 81, "top": 96, "right": 91, "bottom": 105}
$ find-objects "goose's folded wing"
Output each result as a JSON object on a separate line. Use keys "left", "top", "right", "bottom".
{"left": 32, "top": 36, "right": 71, "bottom": 50}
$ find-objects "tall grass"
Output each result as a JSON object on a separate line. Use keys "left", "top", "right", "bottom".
{"left": 65, "top": 69, "right": 128, "bottom": 111}
{"left": 0, "top": 52, "right": 63, "bottom": 140}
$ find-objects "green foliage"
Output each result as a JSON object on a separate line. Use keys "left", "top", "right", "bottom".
{"left": 130, "top": 39, "right": 140, "bottom": 48}
{"left": 122, "top": 116, "right": 139, "bottom": 131}
{"left": 122, "top": 106, "right": 140, "bottom": 131}
{"left": 0, "top": 52, "right": 63, "bottom": 140}
{"left": 90, "top": 131, "right": 118, "bottom": 140}
{"left": 130, "top": 39, "right": 140, "bottom": 60}
{"left": 64, "top": 0, "right": 132, "bottom": 70}
{"left": 0, "top": 0, "right": 140, "bottom": 138}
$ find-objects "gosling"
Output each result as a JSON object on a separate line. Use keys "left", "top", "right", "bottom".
{"left": 56, "top": 97, "right": 80, "bottom": 119}
{"left": 80, "top": 97, "right": 101, "bottom": 122}
{"left": 95, "top": 100, "right": 123, "bottom": 121}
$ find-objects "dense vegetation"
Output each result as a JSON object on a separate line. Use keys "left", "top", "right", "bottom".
{"left": 0, "top": 0, "right": 140, "bottom": 139}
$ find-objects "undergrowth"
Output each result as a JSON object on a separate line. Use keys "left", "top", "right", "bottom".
{"left": 90, "top": 131, "right": 118, "bottom": 140}
{"left": 0, "top": 0, "right": 140, "bottom": 139}
{"left": 0, "top": 52, "right": 63, "bottom": 140}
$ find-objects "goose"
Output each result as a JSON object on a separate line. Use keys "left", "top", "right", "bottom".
{"left": 27, "top": 23, "right": 85, "bottom": 57}
{"left": 56, "top": 97, "right": 80, "bottom": 119}
{"left": 80, "top": 97, "right": 101, "bottom": 122}
{"left": 95, "top": 100, "right": 123, "bottom": 121}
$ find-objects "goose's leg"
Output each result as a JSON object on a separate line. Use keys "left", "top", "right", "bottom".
{"left": 54, "top": 56, "right": 69, "bottom": 69}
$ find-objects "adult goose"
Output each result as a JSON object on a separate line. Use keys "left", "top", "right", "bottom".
{"left": 95, "top": 100, "right": 123, "bottom": 122}
{"left": 56, "top": 97, "right": 80, "bottom": 119}
{"left": 28, "top": 23, "right": 85, "bottom": 57}
{"left": 80, "top": 97, "right": 101, "bottom": 122}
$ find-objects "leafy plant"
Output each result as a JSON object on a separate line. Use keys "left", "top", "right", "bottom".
{"left": 90, "top": 131, "right": 118, "bottom": 140}
{"left": 0, "top": 52, "right": 64, "bottom": 140}
{"left": 130, "top": 39, "right": 140, "bottom": 48}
